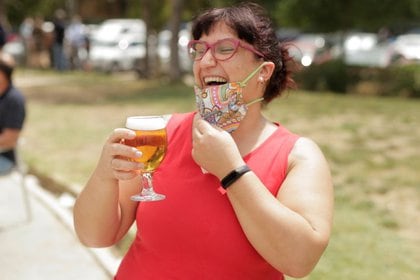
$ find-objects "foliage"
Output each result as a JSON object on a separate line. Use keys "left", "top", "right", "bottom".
{"left": 348, "top": 65, "right": 420, "bottom": 97}
{"left": 295, "top": 62, "right": 420, "bottom": 97}
{"left": 387, "top": 64, "right": 420, "bottom": 98}
{"left": 4, "top": 0, "right": 65, "bottom": 25}
{"left": 275, "top": 0, "right": 420, "bottom": 33}
{"left": 294, "top": 59, "right": 348, "bottom": 93}
{"left": 126, "top": 0, "right": 171, "bottom": 32}
{"left": 3, "top": 0, "right": 420, "bottom": 33}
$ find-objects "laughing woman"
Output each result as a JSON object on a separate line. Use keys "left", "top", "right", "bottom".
{"left": 74, "top": 2, "right": 333, "bottom": 279}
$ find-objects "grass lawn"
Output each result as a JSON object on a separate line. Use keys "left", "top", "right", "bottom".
{"left": 16, "top": 69, "right": 420, "bottom": 279}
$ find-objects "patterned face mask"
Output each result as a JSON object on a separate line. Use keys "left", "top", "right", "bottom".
{"left": 194, "top": 62, "right": 268, "bottom": 133}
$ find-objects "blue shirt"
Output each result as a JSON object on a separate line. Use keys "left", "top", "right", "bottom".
{"left": 0, "top": 84, "right": 26, "bottom": 163}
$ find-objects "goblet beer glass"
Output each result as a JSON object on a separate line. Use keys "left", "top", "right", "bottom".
{"left": 125, "top": 116, "right": 167, "bottom": 201}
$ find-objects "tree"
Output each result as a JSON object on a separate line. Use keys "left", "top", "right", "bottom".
{"left": 275, "top": 0, "right": 420, "bottom": 33}
{"left": 140, "top": 0, "right": 151, "bottom": 78}
{"left": 4, "top": 0, "right": 66, "bottom": 26}
{"left": 168, "top": 0, "right": 184, "bottom": 82}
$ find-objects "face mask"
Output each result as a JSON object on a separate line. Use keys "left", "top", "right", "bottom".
{"left": 194, "top": 62, "right": 268, "bottom": 133}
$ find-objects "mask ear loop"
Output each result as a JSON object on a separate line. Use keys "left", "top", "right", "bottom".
{"left": 246, "top": 97, "right": 264, "bottom": 106}
{"left": 238, "top": 61, "right": 270, "bottom": 87}
{"left": 239, "top": 61, "right": 270, "bottom": 106}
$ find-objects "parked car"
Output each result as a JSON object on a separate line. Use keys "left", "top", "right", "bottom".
{"left": 389, "top": 33, "right": 420, "bottom": 65}
{"left": 343, "top": 32, "right": 391, "bottom": 67}
{"left": 343, "top": 31, "right": 420, "bottom": 67}
{"left": 89, "top": 19, "right": 146, "bottom": 73}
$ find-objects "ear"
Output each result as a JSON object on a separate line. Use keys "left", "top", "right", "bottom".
{"left": 259, "top": 61, "right": 275, "bottom": 82}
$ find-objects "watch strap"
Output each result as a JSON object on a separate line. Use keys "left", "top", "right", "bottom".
{"left": 220, "top": 165, "right": 251, "bottom": 190}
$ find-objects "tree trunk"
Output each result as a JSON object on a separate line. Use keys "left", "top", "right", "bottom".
{"left": 0, "top": 0, "right": 4, "bottom": 16}
{"left": 168, "top": 0, "right": 184, "bottom": 83}
{"left": 0, "top": 0, "right": 11, "bottom": 49}
{"left": 140, "top": 0, "right": 151, "bottom": 78}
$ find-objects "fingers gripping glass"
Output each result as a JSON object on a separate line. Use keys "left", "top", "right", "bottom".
{"left": 125, "top": 116, "right": 167, "bottom": 202}
{"left": 188, "top": 38, "right": 265, "bottom": 61}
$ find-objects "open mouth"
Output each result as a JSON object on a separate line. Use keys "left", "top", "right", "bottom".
{"left": 204, "top": 76, "right": 228, "bottom": 86}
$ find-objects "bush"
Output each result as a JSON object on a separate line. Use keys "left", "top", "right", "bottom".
{"left": 294, "top": 60, "right": 420, "bottom": 98}
{"left": 350, "top": 65, "right": 420, "bottom": 98}
{"left": 387, "top": 64, "right": 420, "bottom": 98}
{"left": 294, "top": 59, "right": 348, "bottom": 93}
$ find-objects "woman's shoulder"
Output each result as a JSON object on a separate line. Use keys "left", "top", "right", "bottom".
{"left": 291, "top": 137, "right": 322, "bottom": 155}
{"left": 288, "top": 136, "right": 329, "bottom": 170}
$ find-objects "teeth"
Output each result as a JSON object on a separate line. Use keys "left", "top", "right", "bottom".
{"left": 204, "top": 76, "right": 227, "bottom": 84}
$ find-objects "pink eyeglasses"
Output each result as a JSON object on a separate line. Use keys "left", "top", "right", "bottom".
{"left": 188, "top": 38, "right": 265, "bottom": 61}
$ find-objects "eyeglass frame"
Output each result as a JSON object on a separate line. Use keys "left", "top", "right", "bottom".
{"left": 187, "top": 38, "right": 265, "bottom": 61}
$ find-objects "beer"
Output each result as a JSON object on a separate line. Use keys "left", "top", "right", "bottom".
{"left": 125, "top": 116, "right": 167, "bottom": 173}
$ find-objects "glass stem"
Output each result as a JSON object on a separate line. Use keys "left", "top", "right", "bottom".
{"left": 141, "top": 172, "right": 154, "bottom": 196}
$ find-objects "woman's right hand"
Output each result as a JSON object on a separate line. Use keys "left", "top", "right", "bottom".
{"left": 74, "top": 127, "right": 142, "bottom": 247}
{"left": 96, "top": 128, "right": 144, "bottom": 181}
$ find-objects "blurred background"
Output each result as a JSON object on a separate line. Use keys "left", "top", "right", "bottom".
{"left": 0, "top": 1, "right": 419, "bottom": 279}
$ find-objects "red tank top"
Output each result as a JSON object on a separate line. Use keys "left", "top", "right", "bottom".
{"left": 115, "top": 112, "right": 299, "bottom": 280}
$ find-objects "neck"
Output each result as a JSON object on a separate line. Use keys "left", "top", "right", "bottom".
{"left": 231, "top": 109, "right": 273, "bottom": 156}
{"left": 0, "top": 83, "right": 10, "bottom": 95}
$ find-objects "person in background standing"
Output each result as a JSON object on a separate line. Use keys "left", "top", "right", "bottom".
{"left": 52, "top": 9, "right": 67, "bottom": 71}
{"left": 19, "top": 17, "right": 34, "bottom": 66}
{"left": 66, "top": 15, "right": 87, "bottom": 70}
{"left": 30, "top": 16, "right": 50, "bottom": 68}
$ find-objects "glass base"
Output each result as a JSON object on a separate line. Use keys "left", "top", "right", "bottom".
{"left": 131, "top": 193, "right": 166, "bottom": 202}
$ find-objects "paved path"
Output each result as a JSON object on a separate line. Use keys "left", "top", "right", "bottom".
{"left": 0, "top": 171, "right": 121, "bottom": 280}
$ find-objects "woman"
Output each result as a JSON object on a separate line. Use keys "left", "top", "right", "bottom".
{"left": 74, "top": 3, "right": 333, "bottom": 279}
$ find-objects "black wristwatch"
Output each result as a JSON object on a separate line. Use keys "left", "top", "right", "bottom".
{"left": 220, "top": 165, "right": 251, "bottom": 189}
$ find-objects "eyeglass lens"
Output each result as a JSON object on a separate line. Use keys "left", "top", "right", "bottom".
{"left": 189, "top": 40, "right": 238, "bottom": 61}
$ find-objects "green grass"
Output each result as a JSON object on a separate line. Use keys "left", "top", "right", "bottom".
{"left": 16, "top": 69, "right": 420, "bottom": 279}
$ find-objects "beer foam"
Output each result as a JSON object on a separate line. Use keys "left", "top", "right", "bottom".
{"left": 126, "top": 116, "right": 166, "bottom": 130}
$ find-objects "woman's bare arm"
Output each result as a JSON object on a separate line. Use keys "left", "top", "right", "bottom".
{"left": 227, "top": 137, "right": 333, "bottom": 277}
{"left": 73, "top": 128, "right": 143, "bottom": 247}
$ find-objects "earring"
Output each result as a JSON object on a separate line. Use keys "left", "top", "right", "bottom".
{"left": 258, "top": 77, "right": 264, "bottom": 83}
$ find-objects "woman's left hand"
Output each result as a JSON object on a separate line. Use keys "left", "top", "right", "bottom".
{"left": 192, "top": 117, "right": 245, "bottom": 179}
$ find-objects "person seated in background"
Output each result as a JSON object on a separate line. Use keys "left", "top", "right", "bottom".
{"left": 0, "top": 52, "right": 26, "bottom": 175}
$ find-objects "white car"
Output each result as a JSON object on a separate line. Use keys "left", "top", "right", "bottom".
{"left": 3, "top": 35, "right": 25, "bottom": 65}
{"left": 390, "top": 34, "right": 420, "bottom": 63}
{"left": 89, "top": 19, "right": 146, "bottom": 73}
{"left": 343, "top": 32, "right": 387, "bottom": 67}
